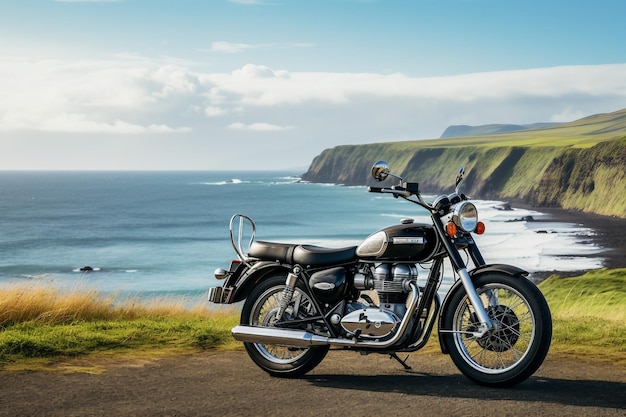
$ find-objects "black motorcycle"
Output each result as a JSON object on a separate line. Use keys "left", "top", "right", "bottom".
{"left": 208, "top": 161, "right": 552, "bottom": 387}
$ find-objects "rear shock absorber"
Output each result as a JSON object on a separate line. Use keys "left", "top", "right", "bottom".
{"left": 275, "top": 266, "right": 301, "bottom": 320}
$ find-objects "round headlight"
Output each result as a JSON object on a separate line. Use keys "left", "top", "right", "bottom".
{"left": 454, "top": 202, "right": 478, "bottom": 232}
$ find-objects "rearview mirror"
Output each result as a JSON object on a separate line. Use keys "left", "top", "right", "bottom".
{"left": 371, "top": 160, "right": 390, "bottom": 182}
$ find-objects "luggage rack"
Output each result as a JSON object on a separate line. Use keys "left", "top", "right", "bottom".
{"left": 229, "top": 214, "right": 256, "bottom": 265}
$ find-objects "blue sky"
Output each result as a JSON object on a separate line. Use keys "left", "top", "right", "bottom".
{"left": 1, "top": 0, "right": 625, "bottom": 170}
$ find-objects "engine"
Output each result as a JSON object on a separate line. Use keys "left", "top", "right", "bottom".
{"left": 373, "top": 263, "right": 417, "bottom": 317}
{"left": 340, "top": 262, "right": 417, "bottom": 339}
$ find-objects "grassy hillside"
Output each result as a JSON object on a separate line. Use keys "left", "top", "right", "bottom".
{"left": 302, "top": 108, "right": 626, "bottom": 218}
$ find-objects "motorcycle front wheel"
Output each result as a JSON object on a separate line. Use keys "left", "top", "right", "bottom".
{"left": 441, "top": 273, "right": 552, "bottom": 387}
{"left": 240, "top": 273, "right": 329, "bottom": 378}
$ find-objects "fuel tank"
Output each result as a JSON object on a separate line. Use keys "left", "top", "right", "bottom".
{"left": 356, "top": 220, "right": 438, "bottom": 262}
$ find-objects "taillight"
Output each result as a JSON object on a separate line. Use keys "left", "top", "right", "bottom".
{"left": 214, "top": 260, "right": 242, "bottom": 280}
{"left": 229, "top": 259, "right": 242, "bottom": 272}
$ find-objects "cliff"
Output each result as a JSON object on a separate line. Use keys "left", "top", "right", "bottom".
{"left": 302, "top": 109, "right": 626, "bottom": 218}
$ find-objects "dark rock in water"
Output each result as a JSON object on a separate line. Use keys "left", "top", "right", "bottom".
{"left": 80, "top": 266, "right": 94, "bottom": 272}
{"left": 495, "top": 203, "right": 513, "bottom": 211}
{"left": 506, "top": 215, "right": 535, "bottom": 222}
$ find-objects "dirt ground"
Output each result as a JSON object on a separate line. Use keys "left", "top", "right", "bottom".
{"left": 0, "top": 350, "right": 624, "bottom": 417}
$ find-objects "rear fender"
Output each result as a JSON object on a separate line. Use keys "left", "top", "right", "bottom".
{"left": 437, "top": 264, "right": 528, "bottom": 354}
{"left": 227, "top": 262, "right": 291, "bottom": 303}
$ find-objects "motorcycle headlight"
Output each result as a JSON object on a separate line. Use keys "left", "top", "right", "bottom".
{"left": 453, "top": 202, "right": 478, "bottom": 232}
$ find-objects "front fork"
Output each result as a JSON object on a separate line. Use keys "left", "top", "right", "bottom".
{"left": 432, "top": 216, "right": 495, "bottom": 336}
{"left": 455, "top": 268, "right": 494, "bottom": 336}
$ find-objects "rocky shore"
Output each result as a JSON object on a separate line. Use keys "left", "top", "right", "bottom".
{"left": 525, "top": 205, "right": 626, "bottom": 281}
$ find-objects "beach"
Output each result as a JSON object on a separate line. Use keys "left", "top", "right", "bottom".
{"left": 522, "top": 205, "right": 626, "bottom": 280}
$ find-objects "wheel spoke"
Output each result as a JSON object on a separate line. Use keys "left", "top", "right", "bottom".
{"left": 250, "top": 287, "right": 318, "bottom": 363}
{"left": 453, "top": 283, "right": 536, "bottom": 373}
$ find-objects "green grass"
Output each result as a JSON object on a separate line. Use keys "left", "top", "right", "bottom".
{"left": 0, "top": 282, "right": 239, "bottom": 369}
{"left": 538, "top": 268, "right": 626, "bottom": 366}
{"left": 1, "top": 269, "right": 624, "bottom": 370}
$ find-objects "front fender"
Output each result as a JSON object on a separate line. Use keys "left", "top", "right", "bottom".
{"left": 227, "top": 261, "right": 291, "bottom": 303}
{"left": 437, "top": 264, "right": 528, "bottom": 354}
{"left": 468, "top": 263, "right": 529, "bottom": 279}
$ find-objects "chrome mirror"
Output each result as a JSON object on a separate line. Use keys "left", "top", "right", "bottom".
{"left": 371, "top": 160, "right": 390, "bottom": 182}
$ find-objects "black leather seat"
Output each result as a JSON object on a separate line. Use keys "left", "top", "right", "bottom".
{"left": 248, "top": 241, "right": 357, "bottom": 267}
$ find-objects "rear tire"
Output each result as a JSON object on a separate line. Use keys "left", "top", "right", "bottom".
{"left": 240, "top": 273, "right": 329, "bottom": 378}
{"left": 441, "top": 273, "right": 552, "bottom": 387}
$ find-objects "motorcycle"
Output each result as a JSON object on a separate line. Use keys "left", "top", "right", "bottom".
{"left": 208, "top": 161, "right": 552, "bottom": 387}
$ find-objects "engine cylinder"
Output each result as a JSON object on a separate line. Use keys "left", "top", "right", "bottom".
{"left": 374, "top": 263, "right": 417, "bottom": 306}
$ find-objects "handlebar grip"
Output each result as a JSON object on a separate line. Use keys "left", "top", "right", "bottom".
{"left": 367, "top": 186, "right": 385, "bottom": 193}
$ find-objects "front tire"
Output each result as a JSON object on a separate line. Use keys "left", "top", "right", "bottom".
{"left": 441, "top": 273, "right": 552, "bottom": 387}
{"left": 240, "top": 273, "right": 329, "bottom": 378}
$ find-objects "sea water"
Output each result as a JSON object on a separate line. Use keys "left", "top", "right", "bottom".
{"left": 0, "top": 171, "right": 605, "bottom": 301}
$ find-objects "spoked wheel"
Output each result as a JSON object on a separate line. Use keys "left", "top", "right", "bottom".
{"left": 240, "top": 273, "right": 329, "bottom": 378}
{"left": 441, "top": 273, "right": 552, "bottom": 387}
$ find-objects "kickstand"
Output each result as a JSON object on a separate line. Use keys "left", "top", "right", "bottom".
{"left": 389, "top": 353, "right": 412, "bottom": 370}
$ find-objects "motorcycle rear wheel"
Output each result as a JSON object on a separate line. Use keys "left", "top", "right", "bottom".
{"left": 240, "top": 274, "right": 329, "bottom": 378}
{"left": 441, "top": 273, "right": 552, "bottom": 387}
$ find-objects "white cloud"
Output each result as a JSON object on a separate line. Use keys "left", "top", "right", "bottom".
{"left": 0, "top": 56, "right": 196, "bottom": 133}
{"left": 228, "top": 122, "right": 293, "bottom": 131}
{"left": 1, "top": 56, "right": 625, "bottom": 170}
{"left": 203, "top": 64, "right": 626, "bottom": 107}
{"left": 232, "top": 64, "right": 289, "bottom": 79}
{"left": 207, "top": 41, "right": 314, "bottom": 54}
{"left": 3, "top": 59, "right": 625, "bottom": 136}
{"left": 150, "top": 65, "right": 200, "bottom": 98}
{"left": 205, "top": 106, "right": 227, "bottom": 117}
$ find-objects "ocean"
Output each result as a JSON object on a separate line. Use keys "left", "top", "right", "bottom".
{"left": 0, "top": 171, "right": 605, "bottom": 301}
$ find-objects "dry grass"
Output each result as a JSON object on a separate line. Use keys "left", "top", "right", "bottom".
{"left": 0, "top": 281, "right": 240, "bottom": 367}
{"left": 0, "top": 281, "right": 222, "bottom": 327}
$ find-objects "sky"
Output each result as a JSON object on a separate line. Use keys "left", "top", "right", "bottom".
{"left": 1, "top": 0, "right": 625, "bottom": 171}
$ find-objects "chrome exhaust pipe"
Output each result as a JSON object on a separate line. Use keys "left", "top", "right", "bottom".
{"left": 232, "top": 281, "right": 420, "bottom": 349}
{"left": 232, "top": 325, "right": 346, "bottom": 346}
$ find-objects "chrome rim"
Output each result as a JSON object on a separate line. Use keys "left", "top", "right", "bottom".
{"left": 249, "top": 285, "right": 318, "bottom": 364}
{"left": 452, "top": 283, "right": 536, "bottom": 374}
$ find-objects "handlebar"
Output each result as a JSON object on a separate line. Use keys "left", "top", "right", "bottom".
{"left": 367, "top": 186, "right": 408, "bottom": 195}
{"left": 368, "top": 182, "right": 432, "bottom": 211}
{"left": 367, "top": 186, "right": 385, "bottom": 193}
{"left": 368, "top": 181, "right": 418, "bottom": 196}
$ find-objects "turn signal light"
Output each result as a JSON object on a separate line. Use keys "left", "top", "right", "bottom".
{"left": 445, "top": 221, "right": 457, "bottom": 238}
{"left": 475, "top": 221, "right": 486, "bottom": 235}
